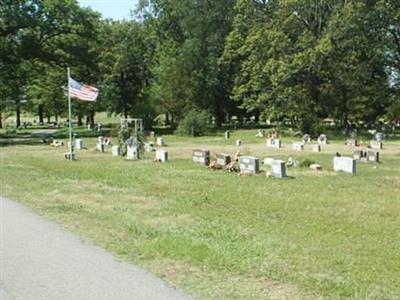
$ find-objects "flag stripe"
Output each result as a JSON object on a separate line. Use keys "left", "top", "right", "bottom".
{"left": 69, "top": 77, "right": 99, "bottom": 102}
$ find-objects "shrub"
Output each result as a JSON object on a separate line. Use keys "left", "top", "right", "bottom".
{"left": 176, "top": 109, "right": 210, "bottom": 136}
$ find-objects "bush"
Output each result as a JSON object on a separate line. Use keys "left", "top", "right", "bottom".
{"left": 176, "top": 109, "right": 210, "bottom": 136}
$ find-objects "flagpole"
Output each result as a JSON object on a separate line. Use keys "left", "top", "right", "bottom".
{"left": 67, "top": 67, "right": 73, "bottom": 161}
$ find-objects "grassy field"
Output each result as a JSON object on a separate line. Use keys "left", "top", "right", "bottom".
{"left": 1, "top": 128, "right": 400, "bottom": 299}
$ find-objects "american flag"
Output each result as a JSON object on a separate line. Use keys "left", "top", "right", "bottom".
{"left": 69, "top": 77, "right": 99, "bottom": 102}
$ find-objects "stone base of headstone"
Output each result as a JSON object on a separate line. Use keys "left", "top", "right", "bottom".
{"left": 192, "top": 149, "right": 210, "bottom": 166}
{"left": 216, "top": 153, "right": 231, "bottom": 168}
{"left": 292, "top": 142, "right": 304, "bottom": 151}
{"left": 239, "top": 156, "right": 259, "bottom": 174}
{"left": 333, "top": 157, "right": 356, "bottom": 175}
{"left": 112, "top": 145, "right": 121, "bottom": 156}
{"left": 156, "top": 149, "right": 168, "bottom": 162}
{"left": 312, "top": 144, "right": 321, "bottom": 152}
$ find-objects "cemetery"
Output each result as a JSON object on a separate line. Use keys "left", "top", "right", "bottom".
{"left": 2, "top": 2, "right": 400, "bottom": 298}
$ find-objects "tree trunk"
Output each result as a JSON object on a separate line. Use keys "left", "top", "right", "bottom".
{"left": 38, "top": 105, "right": 44, "bottom": 123}
{"left": 16, "top": 100, "right": 21, "bottom": 128}
{"left": 90, "top": 111, "right": 95, "bottom": 126}
{"left": 0, "top": 107, "right": 2, "bottom": 128}
{"left": 165, "top": 113, "right": 170, "bottom": 126}
{"left": 55, "top": 114, "right": 58, "bottom": 123}
{"left": 47, "top": 115, "right": 51, "bottom": 123}
{"left": 77, "top": 115, "right": 83, "bottom": 126}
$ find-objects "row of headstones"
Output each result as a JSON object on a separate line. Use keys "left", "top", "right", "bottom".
{"left": 193, "top": 148, "right": 362, "bottom": 176}
{"left": 346, "top": 139, "right": 383, "bottom": 149}
{"left": 266, "top": 139, "right": 325, "bottom": 152}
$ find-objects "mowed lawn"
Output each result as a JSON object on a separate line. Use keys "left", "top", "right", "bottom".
{"left": 1, "top": 130, "right": 400, "bottom": 299}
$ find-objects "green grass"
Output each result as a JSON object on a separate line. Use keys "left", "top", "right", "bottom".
{"left": 1, "top": 130, "right": 400, "bottom": 299}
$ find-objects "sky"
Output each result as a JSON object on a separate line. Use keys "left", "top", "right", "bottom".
{"left": 78, "top": 0, "right": 139, "bottom": 20}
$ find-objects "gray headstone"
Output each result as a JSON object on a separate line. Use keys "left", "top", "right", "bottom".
{"left": 192, "top": 149, "right": 210, "bottom": 166}
{"left": 156, "top": 149, "right": 168, "bottom": 162}
{"left": 239, "top": 156, "right": 259, "bottom": 174}
{"left": 333, "top": 157, "right": 356, "bottom": 175}
{"left": 112, "top": 145, "right": 121, "bottom": 156}
{"left": 271, "top": 160, "right": 287, "bottom": 178}
{"left": 352, "top": 150, "right": 365, "bottom": 161}
{"left": 374, "top": 132, "right": 384, "bottom": 142}
{"left": 292, "top": 142, "right": 304, "bottom": 151}
{"left": 267, "top": 138, "right": 281, "bottom": 149}
{"left": 216, "top": 153, "right": 231, "bottom": 167}
{"left": 75, "top": 139, "right": 83, "bottom": 150}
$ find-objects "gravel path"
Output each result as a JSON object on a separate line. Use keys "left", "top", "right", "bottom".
{"left": 0, "top": 197, "right": 192, "bottom": 300}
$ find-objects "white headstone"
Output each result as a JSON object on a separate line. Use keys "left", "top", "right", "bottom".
{"left": 236, "top": 139, "right": 242, "bottom": 146}
{"left": 312, "top": 144, "right": 321, "bottom": 152}
{"left": 333, "top": 157, "right": 356, "bottom": 175}
{"left": 156, "top": 149, "right": 168, "bottom": 162}
{"left": 370, "top": 140, "right": 383, "bottom": 149}
{"left": 263, "top": 157, "right": 275, "bottom": 166}
{"left": 318, "top": 134, "right": 327, "bottom": 145}
{"left": 367, "top": 150, "right": 379, "bottom": 163}
{"left": 267, "top": 138, "right": 281, "bottom": 149}
{"left": 292, "top": 142, "right": 304, "bottom": 151}
{"left": 112, "top": 145, "right": 121, "bottom": 156}
{"left": 75, "top": 139, "right": 83, "bottom": 150}
{"left": 96, "top": 143, "right": 105, "bottom": 153}
{"left": 144, "top": 142, "right": 155, "bottom": 152}
{"left": 126, "top": 145, "right": 139, "bottom": 160}
{"left": 239, "top": 156, "right": 259, "bottom": 174}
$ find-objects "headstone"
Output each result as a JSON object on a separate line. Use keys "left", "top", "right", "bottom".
{"left": 112, "top": 145, "right": 121, "bottom": 156}
{"left": 312, "top": 144, "right": 321, "bottom": 152}
{"left": 271, "top": 160, "right": 286, "bottom": 178}
{"left": 370, "top": 140, "right": 383, "bottom": 149}
{"left": 239, "top": 156, "right": 259, "bottom": 174}
{"left": 96, "top": 142, "right": 105, "bottom": 153}
{"left": 96, "top": 123, "right": 102, "bottom": 132}
{"left": 373, "top": 132, "right": 384, "bottom": 142}
{"left": 267, "top": 138, "right": 281, "bottom": 149}
{"left": 216, "top": 153, "right": 231, "bottom": 167}
{"left": 144, "top": 142, "right": 155, "bottom": 152}
{"left": 225, "top": 130, "right": 230, "bottom": 140}
{"left": 126, "top": 145, "right": 139, "bottom": 160}
{"left": 318, "top": 134, "right": 327, "bottom": 145}
{"left": 236, "top": 139, "right": 242, "bottom": 146}
{"left": 64, "top": 152, "right": 75, "bottom": 160}
{"left": 192, "top": 149, "right": 210, "bottom": 166}
{"left": 333, "top": 157, "right": 356, "bottom": 175}
{"left": 292, "top": 142, "right": 304, "bottom": 151}
{"left": 346, "top": 139, "right": 358, "bottom": 147}
{"left": 75, "top": 139, "right": 83, "bottom": 150}
{"left": 303, "top": 134, "right": 311, "bottom": 143}
{"left": 352, "top": 149, "right": 365, "bottom": 161}
{"left": 156, "top": 137, "right": 165, "bottom": 146}
{"left": 156, "top": 149, "right": 168, "bottom": 162}
{"left": 367, "top": 150, "right": 379, "bottom": 163}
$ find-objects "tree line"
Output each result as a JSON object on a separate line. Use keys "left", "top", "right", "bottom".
{"left": 1, "top": 0, "right": 399, "bottom": 133}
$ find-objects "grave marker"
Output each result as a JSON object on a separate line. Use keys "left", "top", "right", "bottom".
{"left": 156, "top": 137, "right": 165, "bottom": 146}
{"left": 96, "top": 142, "right": 105, "bottom": 153}
{"left": 312, "top": 144, "right": 321, "bottom": 152}
{"left": 367, "top": 150, "right": 379, "bottom": 163}
{"left": 75, "top": 139, "right": 83, "bottom": 150}
{"left": 239, "top": 156, "right": 259, "bottom": 174}
{"left": 156, "top": 149, "right": 168, "bottom": 162}
{"left": 346, "top": 139, "right": 358, "bottom": 147}
{"left": 112, "top": 145, "right": 121, "bottom": 156}
{"left": 216, "top": 153, "right": 231, "bottom": 168}
{"left": 225, "top": 130, "right": 230, "bottom": 140}
{"left": 192, "top": 149, "right": 210, "bottom": 166}
{"left": 236, "top": 139, "right": 242, "bottom": 146}
{"left": 267, "top": 138, "right": 281, "bottom": 149}
{"left": 292, "top": 142, "right": 304, "bottom": 151}
{"left": 370, "top": 140, "right": 383, "bottom": 149}
{"left": 333, "top": 157, "right": 356, "bottom": 175}
{"left": 144, "top": 142, "right": 155, "bottom": 152}
{"left": 271, "top": 160, "right": 287, "bottom": 178}
{"left": 318, "top": 134, "right": 328, "bottom": 145}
